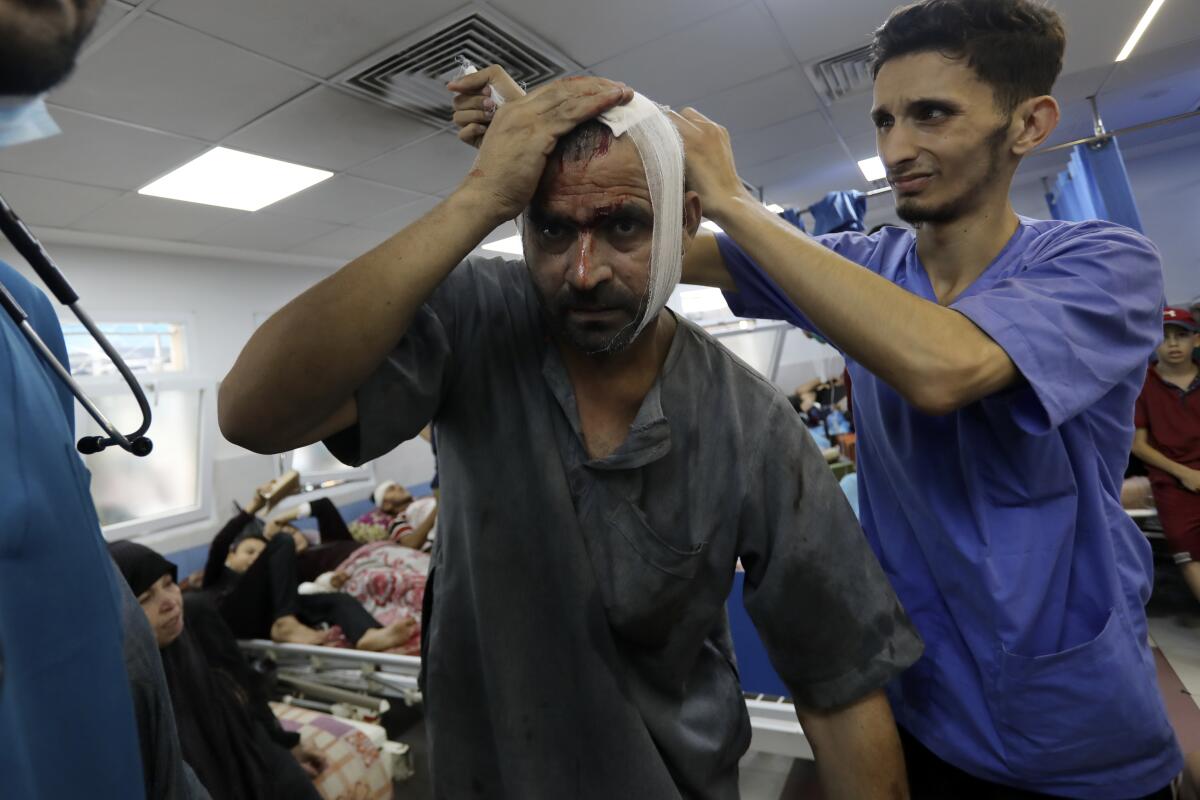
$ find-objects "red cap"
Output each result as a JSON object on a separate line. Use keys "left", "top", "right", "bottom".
{"left": 1164, "top": 307, "right": 1199, "bottom": 332}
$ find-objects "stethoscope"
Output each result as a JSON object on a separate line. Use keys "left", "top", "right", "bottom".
{"left": 0, "top": 193, "right": 153, "bottom": 457}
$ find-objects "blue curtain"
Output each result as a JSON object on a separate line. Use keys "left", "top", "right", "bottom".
{"left": 810, "top": 190, "right": 868, "bottom": 235}
{"left": 1045, "top": 138, "right": 1143, "bottom": 233}
{"left": 779, "top": 206, "right": 807, "bottom": 232}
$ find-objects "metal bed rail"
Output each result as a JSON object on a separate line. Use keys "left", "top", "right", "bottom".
{"left": 240, "top": 640, "right": 813, "bottom": 759}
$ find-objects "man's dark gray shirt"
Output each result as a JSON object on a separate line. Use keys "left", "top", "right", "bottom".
{"left": 327, "top": 257, "right": 921, "bottom": 799}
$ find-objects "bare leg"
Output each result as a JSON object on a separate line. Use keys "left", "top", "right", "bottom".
{"left": 270, "top": 614, "right": 329, "bottom": 645}
{"left": 355, "top": 618, "right": 417, "bottom": 652}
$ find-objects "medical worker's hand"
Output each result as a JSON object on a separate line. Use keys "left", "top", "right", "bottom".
{"left": 668, "top": 107, "right": 756, "bottom": 223}
{"left": 1180, "top": 469, "right": 1200, "bottom": 493}
{"left": 448, "top": 64, "right": 526, "bottom": 147}
{"left": 453, "top": 75, "right": 633, "bottom": 224}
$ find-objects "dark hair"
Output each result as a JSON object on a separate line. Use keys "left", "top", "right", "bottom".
{"left": 553, "top": 120, "right": 614, "bottom": 165}
{"left": 870, "top": 0, "right": 1065, "bottom": 112}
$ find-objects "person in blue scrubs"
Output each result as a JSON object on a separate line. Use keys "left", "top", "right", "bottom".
{"left": 0, "top": 1, "right": 178, "bottom": 796}
{"left": 670, "top": 0, "right": 1181, "bottom": 797}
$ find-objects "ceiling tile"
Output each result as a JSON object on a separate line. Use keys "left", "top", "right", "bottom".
{"left": 741, "top": 143, "right": 863, "bottom": 205}
{"left": 683, "top": 67, "right": 823, "bottom": 134}
{"left": 266, "top": 176, "right": 428, "bottom": 226}
{"left": 189, "top": 212, "right": 339, "bottom": 251}
{"left": 289, "top": 226, "right": 395, "bottom": 260}
{"left": 763, "top": 0, "right": 897, "bottom": 65}
{"left": 0, "top": 107, "right": 206, "bottom": 190}
{"left": 349, "top": 134, "right": 477, "bottom": 195}
{"left": 357, "top": 196, "right": 445, "bottom": 234}
{"left": 72, "top": 194, "right": 243, "bottom": 240}
{"left": 825, "top": 92, "right": 877, "bottom": 142}
{"left": 1123, "top": 1, "right": 1200, "bottom": 61}
{"left": 1050, "top": 0, "right": 1181, "bottom": 75}
{"left": 51, "top": 15, "right": 315, "bottom": 141}
{"left": 732, "top": 111, "right": 840, "bottom": 169}
{"left": 82, "top": 0, "right": 134, "bottom": 48}
{"left": 491, "top": 0, "right": 744, "bottom": 67}
{"left": 226, "top": 87, "right": 438, "bottom": 172}
{"left": 1100, "top": 39, "right": 1200, "bottom": 101}
{"left": 0, "top": 172, "right": 123, "bottom": 228}
{"left": 592, "top": 3, "right": 794, "bottom": 106}
{"left": 152, "top": 0, "right": 457, "bottom": 78}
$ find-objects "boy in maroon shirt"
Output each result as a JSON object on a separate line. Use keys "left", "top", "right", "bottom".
{"left": 1133, "top": 307, "right": 1200, "bottom": 607}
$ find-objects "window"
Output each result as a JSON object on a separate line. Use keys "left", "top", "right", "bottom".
{"left": 61, "top": 315, "right": 212, "bottom": 538}
{"left": 711, "top": 321, "right": 789, "bottom": 379}
{"left": 77, "top": 378, "right": 212, "bottom": 537}
{"left": 61, "top": 321, "right": 187, "bottom": 377}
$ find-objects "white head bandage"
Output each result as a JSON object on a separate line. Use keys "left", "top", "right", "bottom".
{"left": 373, "top": 480, "right": 398, "bottom": 507}
{"left": 596, "top": 94, "right": 685, "bottom": 338}
{"left": 466, "top": 64, "right": 685, "bottom": 341}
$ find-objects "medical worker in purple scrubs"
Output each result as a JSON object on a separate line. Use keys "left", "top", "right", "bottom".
{"left": 673, "top": 0, "right": 1181, "bottom": 798}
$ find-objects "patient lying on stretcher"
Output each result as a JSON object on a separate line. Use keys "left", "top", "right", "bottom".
{"left": 198, "top": 478, "right": 416, "bottom": 651}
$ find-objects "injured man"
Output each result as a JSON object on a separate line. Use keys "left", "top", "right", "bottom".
{"left": 220, "top": 73, "right": 922, "bottom": 799}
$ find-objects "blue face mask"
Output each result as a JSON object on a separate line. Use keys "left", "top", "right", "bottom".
{"left": 0, "top": 95, "right": 61, "bottom": 148}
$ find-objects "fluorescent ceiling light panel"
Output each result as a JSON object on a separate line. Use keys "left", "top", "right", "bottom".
{"left": 701, "top": 220, "right": 724, "bottom": 233}
{"left": 764, "top": 203, "right": 785, "bottom": 213}
{"left": 139, "top": 147, "right": 333, "bottom": 212}
{"left": 481, "top": 234, "right": 524, "bottom": 255}
{"left": 1116, "top": 0, "right": 1167, "bottom": 62}
{"left": 857, "top": 156, "right": 886, "bottom": 182}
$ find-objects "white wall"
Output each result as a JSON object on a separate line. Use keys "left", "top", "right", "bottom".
{"left": 0, "top": 236, "right": 435, "bottom": 553}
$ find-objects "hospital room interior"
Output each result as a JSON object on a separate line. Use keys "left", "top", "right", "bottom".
{"left": 4, "top": 0, "right": 1200, "bottom": 798}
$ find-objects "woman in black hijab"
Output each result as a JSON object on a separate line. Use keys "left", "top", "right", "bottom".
{"left": 109, "top": 540, "right": 325, "bottom": 800}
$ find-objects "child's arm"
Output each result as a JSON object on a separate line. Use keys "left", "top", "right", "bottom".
{"left": 1132, "top": 429, "right": 1200, "bottom": 492}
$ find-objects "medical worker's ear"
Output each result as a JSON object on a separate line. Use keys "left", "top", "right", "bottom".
{"left": 1011, "top": 95, "right": 1060, "bottom": 157}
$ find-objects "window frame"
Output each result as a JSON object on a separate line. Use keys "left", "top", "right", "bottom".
{"left": 78, "top": 374, "right": 216, "bottom": 541}
{"left": 59, "top": 311, "right": 213, "bottom": 540}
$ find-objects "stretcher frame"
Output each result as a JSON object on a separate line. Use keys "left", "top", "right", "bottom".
{"left": 239, "top": 639, "right": 812, "bottom": 760}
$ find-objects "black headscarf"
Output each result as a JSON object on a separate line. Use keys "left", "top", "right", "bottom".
{"left": 108, "top": 540, "right": 177, "bottom": 596}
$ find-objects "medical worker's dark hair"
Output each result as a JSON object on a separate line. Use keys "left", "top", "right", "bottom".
{"left": 870, "top": 0, "right": 1066, "bottom": 113}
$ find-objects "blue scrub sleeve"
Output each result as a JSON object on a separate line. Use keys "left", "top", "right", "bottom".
{"left": 715, "top": 231, "right": 884, "bottom": 341}
{"left": 952, "top": 221, "right": 1162, "bottom": 434}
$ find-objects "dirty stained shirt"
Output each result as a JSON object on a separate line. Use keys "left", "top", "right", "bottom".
{"left": 327, "top": 257, "right": 921, "bottom": 799}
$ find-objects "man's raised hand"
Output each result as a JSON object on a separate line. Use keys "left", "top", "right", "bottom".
{"left": 448, "top": 64, "right": 526, "bottom": 147}
{"left": 455, "top": 75, "right": 633, "bottom": 224}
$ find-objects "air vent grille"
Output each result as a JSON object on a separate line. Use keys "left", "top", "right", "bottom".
{"left": 335, "top": 12, "right": 573, "bottom": 128}
{"left": 806, "top": 45, "right": 875, "bottom": 104}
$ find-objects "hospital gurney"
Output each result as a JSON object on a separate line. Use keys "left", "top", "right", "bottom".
{"left": 238, "top": 639, "right": 813, "bottom": 760}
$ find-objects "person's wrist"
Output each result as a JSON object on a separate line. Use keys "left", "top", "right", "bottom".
{"left": 705, "top": 190, "right": 768, "bottom": 229}
{"left": 450, "top": 179, "right": 516, "bottom": 230}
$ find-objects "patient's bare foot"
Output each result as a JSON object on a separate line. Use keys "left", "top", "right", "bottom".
{"left": 355, "top": 619, "right": 417, "bottom": 652}
{"left": 270, "top": 615, "right": 327, "bottom": 645}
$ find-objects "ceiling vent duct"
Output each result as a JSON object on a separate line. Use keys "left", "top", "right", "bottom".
{"left": 333, "top": 9, "right": 579, "bottom": 128}
{"left": 805, "top": 45, "right": 875, "bottom": 105}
